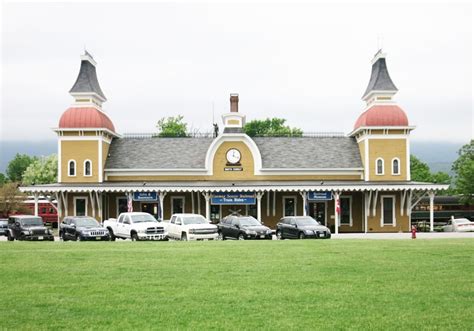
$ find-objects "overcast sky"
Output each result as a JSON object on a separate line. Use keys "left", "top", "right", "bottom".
{"left": 1, "top": 1, "right": 473, "bottom": 144}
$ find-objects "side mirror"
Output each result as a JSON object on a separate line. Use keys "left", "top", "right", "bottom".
{"left": 235, "top": 224, "right": 239, "bottom": 229}
{"left": 71, "top": 224, "right": 76, "bottom": 228}
{"left": 294, "top": 224, "right": 298, "bottom": 228}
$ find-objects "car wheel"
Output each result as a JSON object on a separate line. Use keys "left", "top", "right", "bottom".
{"left": 326, "top": 233, "right": 332, "bottom": 239}
{"left": 276, "top": 231, "right": 282, "bottom": 240}
{"left": 218, "top": 232, "right": 225, "bottom": 240}
{"left": 20, "top": 234, "right": 26, "bottom": 241}
{"left": 131, "top": 232, "right": 139, "bottom": 241}
{"left": 61, "top": 232, "right": 68, "bottom": 241}
{"left": 7, "top": 232, "right": 14, "bottom": 241}
{"left": 299, "top": 232, "right": 306, "bottom": 239}
{"left": 238, "top": 233, "right": 245, "bottom": 240}
{"left": 76, "top": 234, "right": 82, "bottom": 241}
{"left": 181, "top": 232, "right": 188, "bottom": 241}
{"left": 108, "top": 228, "right": 116, "bottom": 241}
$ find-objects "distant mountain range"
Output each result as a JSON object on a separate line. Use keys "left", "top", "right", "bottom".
{"left": 0, "top": 139, "right": 466, "bottom": 175}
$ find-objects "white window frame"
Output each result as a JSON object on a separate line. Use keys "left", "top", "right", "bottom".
{"left": 380, "top": 195, "right": 396, "bottom": 227}
{"left": 339, "top": 195, "right": 353, "bottom": 226}
{"left": 391, "top": 157, "right": 401, "bottom": 176}
{"left": 83, "top": 159, "right": 92, "bottom": 177}
{"left": 282, "top": 195, "right": 297, "bottom": 217}
{"left": 170, "top": 196, "right": 186, "bottom": 214}
{"left": 73, "top": 196, "right": 88, "bottom": 216}
{"left": 375, "top": 158, "right": 384, "bottom": 175}
{"left": 116, "top": 196, "right": 128, "bottom": 217}
{"left": 68, "top": 159, "right": 76, "bottom": 177}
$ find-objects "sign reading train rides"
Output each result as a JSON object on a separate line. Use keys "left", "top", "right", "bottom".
{"left": 211, "top": 192, "right": 256, "bottom": 205}
{"left": 308, "top": 191, "right": 332, "bottom": 201}
{"left": 133, "top": 192, "right": 158, "bottom": 201}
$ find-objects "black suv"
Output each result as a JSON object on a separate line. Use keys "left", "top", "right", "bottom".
{"left": 7, "top": 215, "right": 54, "bottom": 241}
{"left": 0, "top": 218, "right": 8, "bottom": 236}
{"left": 217, "top": 214, "right": 272, "bottom": 240}
{"left": 60, "top": 216, "right": 109, "bottom": 241}
{"left": 276, "top": 216, "right": 331, "bottom": 239}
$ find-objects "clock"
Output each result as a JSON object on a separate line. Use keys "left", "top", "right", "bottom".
{"left": 226, "top": 148, "right": 241, "bottom": 164}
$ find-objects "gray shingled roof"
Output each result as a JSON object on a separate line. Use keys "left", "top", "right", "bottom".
{"left": 69, "top": 59, "right": 107, "bottom": 100}
{"left": 362, "top": 57, "right": 398, "bottom": 99}
{"left": 252, "top": 137, "right": 362, "bottom": 169}
{"left": 105, "top": 136, "right": 362, "bottom": 170}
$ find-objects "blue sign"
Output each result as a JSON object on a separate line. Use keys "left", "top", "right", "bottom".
{"left": 308, "top": 191, "right": 332, "bottom": 201}
{"left": 133, "top": 192, "right": 158, "bottom": 201}
{"left": 211, "top": 192, "right": 256, "bottom": 205}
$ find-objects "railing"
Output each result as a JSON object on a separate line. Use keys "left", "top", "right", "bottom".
{"left": 121, "top": 132, "right": 346, "bottom": 139}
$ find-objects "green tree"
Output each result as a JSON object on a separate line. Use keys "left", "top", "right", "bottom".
{"left": 243, "top": 118, "right": 303, "bottom": 137}
{"left": 0, "top": 173, "right": 6, "bottom": 186}
{"left": 410, "top": 155, "right": 433, "bottom": 182}
{"left": 22, "top": 155, "right": 58, "bottom": 185}
{"left": 156, "top": 115, "right": 188, "bottom": 137}
{"left": 0, "top": 182, "right": 28, "bottom": 217}
{"left": 452, "top": 140, "right": 474, "bottom": 204}
{"left": 6, "top": 154, "right": 37, "bottom": 182}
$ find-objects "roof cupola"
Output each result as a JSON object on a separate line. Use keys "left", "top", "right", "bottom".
{"left": 222, "top": 93, "right": 246, "bottom": 134}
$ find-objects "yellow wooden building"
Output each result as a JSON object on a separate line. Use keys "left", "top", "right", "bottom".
{"left": 21, "top": 50, "right": 448, "bottom": 233}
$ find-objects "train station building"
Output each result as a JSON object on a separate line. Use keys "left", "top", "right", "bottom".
{"left": 21, "top": 50, "right": 448, "bottom": 233}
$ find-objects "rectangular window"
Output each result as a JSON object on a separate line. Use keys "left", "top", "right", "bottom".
{"left": 382, "top": 196, "right": 395, "bottom": 225}
{"left": 247, "top": 204, "right": 257, "bottom": 218}
{"left": 171, "top": 197, "right": 185, "bottom": 214}
{"left": 117, "top": 197, "right": 128, "bottom": 216}
{"left": 283, "top": 197, "right": 296, "bottom": 217}
{"left": 210, "top": 205, "right": 221, "bottom": 223}
{"left": 74, "top": 198, "right": 87, "bottom": 216}
{"left": 340, "top": 197, "right": 352, "bottom": 225}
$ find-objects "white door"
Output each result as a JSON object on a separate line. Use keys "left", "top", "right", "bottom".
{"left": 120, "top": 215, "right": 132, "bottom": 237}
{"left": 168, "top": 216, "right": 177, "bottom": 239}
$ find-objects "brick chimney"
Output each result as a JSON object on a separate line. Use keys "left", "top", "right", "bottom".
{"left": 230, "top": 93, "right": 239, "bottom": 112}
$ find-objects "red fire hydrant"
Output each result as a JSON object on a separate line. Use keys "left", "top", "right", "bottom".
{"left": 411, "top": 225, "right": 417, "bottom": 239}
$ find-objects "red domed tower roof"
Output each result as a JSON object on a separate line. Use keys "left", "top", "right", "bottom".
{"left": 354, "top": 105, "right": 408, "bottom": 130}
{"left": 59, "top": 107, "right": 116, "bottom": 132}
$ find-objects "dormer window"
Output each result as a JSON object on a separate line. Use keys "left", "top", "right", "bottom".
{"left": 68, "top": 160, "right": 76, "bottom": 176}
{"left": 376, "top": 158, "right": 384, "bottom": 175}
{"left": 84, "top": 160, "right": 92, "bottom": 176}
{"left": 392, "top": 158, "right": 400, "bottom": 175}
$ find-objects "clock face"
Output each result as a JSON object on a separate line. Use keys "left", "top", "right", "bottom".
{"left": 226, "top": 148, "right": 241, "bottom": 164}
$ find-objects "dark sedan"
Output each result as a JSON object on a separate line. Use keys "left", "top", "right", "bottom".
{"left": 217, "top": 215, "right": 272, "bottom": 240}
{"left": 60, "top": 216, "right": 109, "bottom": 241}
{"left": 276, "top": 216, "right": 331, "bottom": 239}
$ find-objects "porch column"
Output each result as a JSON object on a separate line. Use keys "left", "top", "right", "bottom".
{"left": 429, "top": 191, "right": 435, "bottom": 232}
{"left": 203, "top": 193, "right": 211, "bottom": 221}
{"left": 334, "top": 191, "right": 340, "bottom": 235}
{"left": 299, "top": 191, "right": 307, "bottom": 216}
{"left": 256, "top": 192, "right": 263, "bottom": 222}
{"left": 34, "top": 193, "right": 39, "bottom": 216}
{"left": 159, "top": 192, "right": 167, "bottom": 221}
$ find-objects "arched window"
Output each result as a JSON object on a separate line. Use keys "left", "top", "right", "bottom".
{"left": 68, "top": 160, "right": 76, "bottom": 176}
{"left": 392, "top": 158, "right": 400, "bottom": 175}
{"left": 375, "top": 158, "right": 384, "bottom": 175}
{"left": 84, "top": 160, "right": 92, "bottom": 176}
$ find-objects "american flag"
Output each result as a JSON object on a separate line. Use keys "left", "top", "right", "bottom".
{"left": 335, "top": 196, "right": 341, "bottom": 215}
{"left": 127, "top": 194, "right": 133, "bottom": 212}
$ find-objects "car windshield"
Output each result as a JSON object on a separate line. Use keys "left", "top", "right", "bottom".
{"left": 20, "top": 218, "right": 43, "bottom": 226}
{"left": 238, "top": 217, "right": 260, "bottom": 226}
{"left": 131, "top": 214, "right": 157, "bottom": 223}
{"left": 182, "top": 216, "right": 207, "bottom": 225}
{"left": 296, "top": 217, "right": 319, "bottom": 226}
{"left": 75, "top": 218, "right": 99, "bottom": 227}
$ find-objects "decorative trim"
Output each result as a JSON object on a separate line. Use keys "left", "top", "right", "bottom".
{"left": 58, "top": 140, "right": 62, "bottom": 182}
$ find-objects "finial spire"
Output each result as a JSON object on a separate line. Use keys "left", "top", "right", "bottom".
{"left": 69, "top": 51, "right": 106, "bottom": 105}
{"left": 362, "top": 50, "right": 398, "bottom": 104}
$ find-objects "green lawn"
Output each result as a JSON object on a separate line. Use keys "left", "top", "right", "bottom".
{"left": 0, "top": 239, "right": 472, "bottom": 330}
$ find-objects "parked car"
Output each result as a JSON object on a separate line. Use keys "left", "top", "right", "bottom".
{"left": 276, "top": 216, "right": 331, "bottom": 239}
{"left": 442, "top": 218, "right": 474, "bottom": 232}
{"left": 217, "top": 214, "right": 272, "bottom": 240}
{"left": 165, "top": 213, "right": 218, "bottom": 241}
{"left": 104, "top": 212, "right": 168, "bottom": 241}
{"left": 59, "top": 216, "right": 110, "bottom": 241}
{"left": 0, "top": 218, "right": 8, "bottom": 236}
{"left": 6, "top": 215, "right": 54, "bottom": 241}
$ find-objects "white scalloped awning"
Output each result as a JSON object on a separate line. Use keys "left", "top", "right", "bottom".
{"left": 20, "top": 181, "right": 449, "bottom": 194}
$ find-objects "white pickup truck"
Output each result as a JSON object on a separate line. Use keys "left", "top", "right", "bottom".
{"left": 104, "top": 212, "right": 168, "bottom": 241}
{"left": 164, "top": 213, "right": 218, "bottom": 241}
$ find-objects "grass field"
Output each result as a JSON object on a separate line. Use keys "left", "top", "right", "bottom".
{"left": 0, "top": 239, "right": 472, "bottom": 330}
